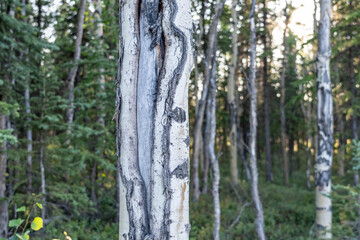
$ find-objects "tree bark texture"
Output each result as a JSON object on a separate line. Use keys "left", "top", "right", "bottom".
{"left": 228, "top": 0, "right": 239, "bottom": 187}
{"left": 116, "top": 0, "right": 193, "bottom": 239}
{"left": 66, "top": 0, "right": 86, "bottom": 144}
{"left": 192, "top": 0, "right": 225, "bottom": 201}
{"left": 249, "top": 2, "right": 266, "bottom": 239}
{"left": 315, "top": 0, "right": 333, "bottom": 238}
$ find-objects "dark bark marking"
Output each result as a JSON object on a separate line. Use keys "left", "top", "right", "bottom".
{"left": 183, "top": 136, "right": 190, "bottom": 147}
{"left": 315, "top": 169, "right": 331, "bottom": 188}
{"left": 169, "top": 107, "right": 186, "bottom": 123}
{"left": 171, "top": 161, "right": 189, "bottom": 179}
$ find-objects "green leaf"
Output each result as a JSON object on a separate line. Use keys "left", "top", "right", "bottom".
{"left": 16, "top": 206, "right": 26, "bottom": 212}
{"left": 36, "top": 203, "right": 43, "bottom": 209}
{"left": 30, "top": 217, "right": 43, "bottom": 231}
{"left": 9, "top": 219, "right": 23, "bottom": 228}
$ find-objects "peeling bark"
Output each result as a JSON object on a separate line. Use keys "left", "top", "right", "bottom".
{"left": 315, "top": 0, "right": 333, "bottom": 238}
{"left": 249, "top": 2, "right": 266, "bottom": 239}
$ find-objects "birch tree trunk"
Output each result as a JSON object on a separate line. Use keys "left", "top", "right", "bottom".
{"left": 280, "top": 5, "right": 290, "bottom": 186}
{"left": 192, "top": 0, "right": 225, "bottom": 201}
{"left": 66, "top": 0, "right": 86, "bottom": 144}
{"left": 262, "top": 0, "right": 272, "bottom": 182}
{"left": 0, "top": 111, "right": 8, "bottom": 238}
{"left": 315, "top": 0, "right": 333, "bottom": 238}
{"left": 249, "top": 1, "right": 266, "bottom": 239}
{"left": 116, "top": 0, "right": 193, "bottom": 239}
{"left": 228, "top": 0, "right": 239, "bottom": 187}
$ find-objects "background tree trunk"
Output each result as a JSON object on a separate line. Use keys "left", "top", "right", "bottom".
{"left": 192, "top": 0, "right": 225, "bottom": 201}
{"left": 228, "top": 0, "right": 239, "bottom": 187}
{"left": 262, "top": 0, "right": 273, "bottom": 182}
{"left": 315, "top": 0, "right": 333, "bottom": 238}
{"left": 280, "top": 4, "right": 290, "bottom": 186}
{"left": 0, "top": 111, "right": 8, "bottom": 238}
{"left": 249, "top": 1, "right": 266, "bottom": 239}
{"left": 66, "top": 0, "right": 86, "bottom": 144}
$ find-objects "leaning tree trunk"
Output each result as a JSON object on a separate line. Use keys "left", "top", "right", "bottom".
{"left": 315, "top": 0, "right": 333, "bottom": 238}
{"left": 116, "top": 0, "right": 193, "bottom": 239}
{"left": 280, "top": 5, "right": 290, "bottom": 186}
{"left": 66, "top": 0, "right": 86, "bottom": 144}
{"left": 192, "top": 0, "right": 225, "bottom": 201}
{"left": 227, "top": 0, "right": 239, "bottom": 187}
{"left": 249, "top": 1, "right": 266, "bottom": 239}
{"left": 0, "top": 111, "right": 8, "bottom": 238}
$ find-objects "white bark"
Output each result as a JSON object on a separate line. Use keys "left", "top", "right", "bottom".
{"left": 315, "top": 0, "right": 333, "bottom": 238}
{"left": 205, "top": 60, "right": 221, "bottom": 240}
{"left": 117, "top": 0, "right": 193, "bottom": 239}
{"left": 249, "top": 2, "right": 266, "bottom": 239}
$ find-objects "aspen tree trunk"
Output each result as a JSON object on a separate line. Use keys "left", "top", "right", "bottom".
{"left": 262, "top": 0, "right": 272, "bottom": 182}
{"left": 228, "top": 0, "right": 239, "bottom": 187}
{"left": 116, "top": 0, "right": 193, "bottom": 239}
{"left": 192, "top": 0, "right": 225, "bottom": 201}
{"left": 66, "top": 0, "right": 86, "bottom": 144}
{"left": 0, "top": 111, "right": 8, "bottom": 238}
{"left": 205, "top": 60, "right": 221, "bottom": 240}
{"left": 249, "top": 1, "right": 266, "bottom": 239}
{"left": 280, "top": 5, "right": 290, "bottom": 186}
{"left": 315, "top": 0, "right": 333, "bottom": 238}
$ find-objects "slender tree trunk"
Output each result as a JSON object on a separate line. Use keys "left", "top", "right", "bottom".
{"left": 39, "top": 133, "right": 46, "bottom": 220}
{"left": 25, "top": 66, "right": 33, "bottom": 193}
{"left": 350, "top": 49, "right": 359, "bottom": 184}
{"left": 192, "top": 0, "right": 206, "bottom": 199}
{"left": 91, "top": 0, "right": 105, "bottom": 210}
{"left": 228, "top": 0, "right": 239, "bottom": 187}
{"left": 249, "top": 2, "right": 266, "bottom": 239}
{"left": 262, "top": 0, "right": 272, "bottom": 182}
{"left": 280, "top": 5, "right": 290, "bottom": 186}
{"left": 192, "top": 0, "right": 225, "bottom": 201}
{"left": 0, "top": 111, "right": 8, "bottom": 238}
{"left": 66, "top": 0, "right": 86, "bottom": 144}
{"left": 205, "top": 60, "right": 221, "bottom": 240}
{"left": 315, "top": 0, "right": 333, "bottom": 238}
{"left": 117, "top": 0, "right": 193, "bottom": 239}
